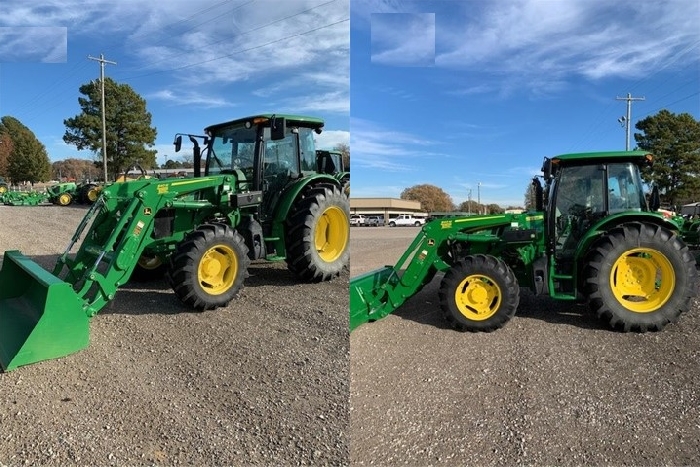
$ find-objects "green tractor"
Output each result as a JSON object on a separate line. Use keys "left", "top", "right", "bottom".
{"left": 0, "top": 114, "right": 350, "bottom": 371}
{"left": 46, "top": 181, "right": 102, "bottom": 206}
{"left": 316, "top": 149, "right": 349, "bottom": 197}
{"left": 46, "top": 181, "right": 78, "bottom": 206}
{"left": 351, "top": 150, "right": 697, "bottom": 333}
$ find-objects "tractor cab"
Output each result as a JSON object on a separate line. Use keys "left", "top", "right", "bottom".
{"left": 317, "top": 150, "right": 344, "bottom": 174}
{"left": 174, "top": 114, "right": 325, "bottom": 215}
{"left": 199, "top": 115, "right": 323, "bottom": 218}
{"left": 542, "top": 151, "right": 656, "bottom": 294}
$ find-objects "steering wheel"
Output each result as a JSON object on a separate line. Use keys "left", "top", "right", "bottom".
{"left": 233, "top": 157, "right": 254, "bottom": 169}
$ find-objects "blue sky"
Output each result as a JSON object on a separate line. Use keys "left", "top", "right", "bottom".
{"left": 0, "top": 0, "right": 349, "bottom": 166}
{"left": 350, "top": 0, "right": 700, "bottom": 208}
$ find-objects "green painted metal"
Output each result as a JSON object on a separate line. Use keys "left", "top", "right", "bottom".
{"left": 2, "top": 190, "right": 49, "bottom": 206}
{"left": 551, "top": 150, "right": 652, "bottom": 163}
{"left": 0, "top": 251, "right": 88, "bottom": 371}
{"left": 0, "top": 112, "right": 351, "bottom": 370}
{"left": 204, "top": 114, "right": 324, "bottom": 135}
{"left": 349, "top": 150, "right": 688, "bottom": 331}
{"left": 0, "top": 175, "right": 241, "bottom": 370}
{"left": 268, "top": 173, "right": 341, "bottom": 260}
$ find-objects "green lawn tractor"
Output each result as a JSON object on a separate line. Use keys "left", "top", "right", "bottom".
{"left": 0, "top": 114, "right": 349, "bottom": 371}
{"left": 45, "top": 181, "right": 102, "bottom": 206}
{"left": 46, "top": 181, "right": 79, "bottom": 206}
{"left": 316, "top": 149, "right": 349, "bottom": 197}
{"left": 351, "top": 151, "right": 697, "bottom": 333}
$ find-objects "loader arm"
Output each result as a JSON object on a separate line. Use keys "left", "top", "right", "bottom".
{"left": 350, "top": 215, "right": 517, "bottom": 330}
{"left": 0, "top": 175, "right": 243, "bottom": 371}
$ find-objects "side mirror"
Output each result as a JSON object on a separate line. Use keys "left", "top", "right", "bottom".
{"left": 649, "top": 185, "right": 661, "bottom": 211}
{"left": 541, "top": 158, "right": 553, "bottom": 180}
{"left": 532, "top": 177, "right": 544, "bottom": 212}
{"left": 271, "top": 116, "right": 286, "bottom": 141}
{"left": 174, "top": 135, "right": 182, "bottom": 153}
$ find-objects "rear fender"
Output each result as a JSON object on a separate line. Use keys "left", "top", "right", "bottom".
{"left": 268, "top": 174, "right": 341, "bottom": 256}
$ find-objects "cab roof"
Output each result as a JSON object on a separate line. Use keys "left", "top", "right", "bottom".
{"left": 552, "top": 150, "right": 653, "bottom": 164}
{"left": 204, "top": 114, "right": 324, "bottom": 133}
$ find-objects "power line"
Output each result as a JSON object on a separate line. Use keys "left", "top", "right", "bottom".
{"left": 122, "top": 17, "right": 349, "bottom": 82}
{"left": 129, "top": 0, "right": 338, "bottom": 73}
{"left": 616, "top": 93, "right": 645, "bottom": 151}
{"left": 636, "top": 91, "right": 700, "bottom": 120}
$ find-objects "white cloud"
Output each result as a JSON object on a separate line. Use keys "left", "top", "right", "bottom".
{"left": 147, "top": 89, "right": 235, "bottom": 109}
{"left": 351, "top": 117, "right": 437, "bottom": 171}
{"left": 436, "top": 0, "right": 700, "bottom": 92}
{"left": 315, "top": 129, "right": 349, "bottom": 150}
{"left": 0, "top": 27, "right": 67, "bottom": 62}
{"left": 2, "top": 0, "right": 349, "bottom": 112}
{"left": 371, "top": 13, "right": 435, "bottom": 66}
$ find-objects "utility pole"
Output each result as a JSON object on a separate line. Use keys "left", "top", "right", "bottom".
{"left": 467, "top": 189, "right": 472, "bottom": 215}
{"left": 616, "top": 92, "right": 645, "bottom": 151}
{"left": 88, "top": 54, "right": 117, "bottom": 182}
{"left": 477, "top": 182, "right": 482, "bottom": 214}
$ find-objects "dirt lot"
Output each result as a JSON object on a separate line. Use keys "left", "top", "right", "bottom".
{"left": 0, "top": 205, "right": 349, "bottom": 466}
{"left": 350, "top": 225, "right": 700, "bottom": 466}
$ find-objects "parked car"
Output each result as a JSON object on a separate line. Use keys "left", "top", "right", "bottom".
{"left": 388, "top": 214, "right": 426, "bottom": 227}
{"left": 364, "top": 216, "right": 383, "bottom": 227}
{"left": 350, "top": 215, "right": 366, "bottom": 226}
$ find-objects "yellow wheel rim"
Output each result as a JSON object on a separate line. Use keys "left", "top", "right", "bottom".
{"left": 137, "top": 255, "right": 162, "bottom": 270}
{"left": 197, "top": 244, "right": 237, "bottom": 295}
{"left": 87, "top": 188, "right": 100, "bottom": 202}
{"left": 59, "top": 193, "right": 71, "bottom": 205}
{"left": 454, "top": 274, "right": 502, "bottom": 321}
{"left": 315, "top": 205, "right": 349, "bottom": 263}
{"left": 0, "top": 186, "right": 6, "bottom": 194}
{"left": 610, "top": 247, "right": 675, "bottom": 313}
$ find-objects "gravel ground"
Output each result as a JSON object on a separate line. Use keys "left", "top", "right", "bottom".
{"left": 0, "top": 204, "right": 349, "bottom": 466}
{"left": 350, "top": 226, "right": 700, "bottom": 466}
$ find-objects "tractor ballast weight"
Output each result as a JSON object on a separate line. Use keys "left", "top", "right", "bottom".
{"left": 0, "top": 114, "right": 349, "bottom": 371}
{"left": 351, "top": 151, "right": 697, "bottom": 333}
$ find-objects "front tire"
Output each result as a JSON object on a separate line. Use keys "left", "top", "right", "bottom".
{"left": 57, "top": 192, "right": 72, "bottom": 206}
{"left": 439, "top": 254, "right": 520, "bottom": 332}
{"left": 167, "top": 223, "right": 250, "bottom": 310}
{"left": 583, "top": 222, "right": 696, "bottom": 332}
{"left": 285, "top": 184, "right": 350, "bottom": 281}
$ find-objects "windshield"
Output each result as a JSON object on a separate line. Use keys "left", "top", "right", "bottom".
{"left": 206, "top": 125, "right": 257, "bottom": 175}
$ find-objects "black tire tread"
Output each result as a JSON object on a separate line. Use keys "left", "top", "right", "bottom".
{"left": 583, "top": 222, "right": 696, "bottom": 332}
{"left": 167, "top": 223, "right": 250, "bottom": 310}
{"left": 285, "top": 183, "right": 350, "bottom": 282}
{"left": 438, "top": 254, "right": 520, "bottom": 332}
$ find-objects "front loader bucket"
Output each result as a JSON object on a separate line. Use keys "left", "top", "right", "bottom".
{"left": 0, "top": 251, "right": 88, "bottom": 372}
{"left": 350, "top": 266, "right": 397, "bottom": 331}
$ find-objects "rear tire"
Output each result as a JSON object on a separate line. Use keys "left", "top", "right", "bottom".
{"left": 439, "top": 254, "right": 520, "bottom": 332}
{"left": 167, "top": 223, "right": 250, "bottom": 310}
{"left": 129, "top": 254, "right": 167, "bottom": 282}
{"left": 81, "top": 184, "right": 100, "bottom": 204}
{"left": 584, "top": 222, "right": 696, "bottom": 332}
{"left": 285, "top": 184, "right": 350, "bottom": 281}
